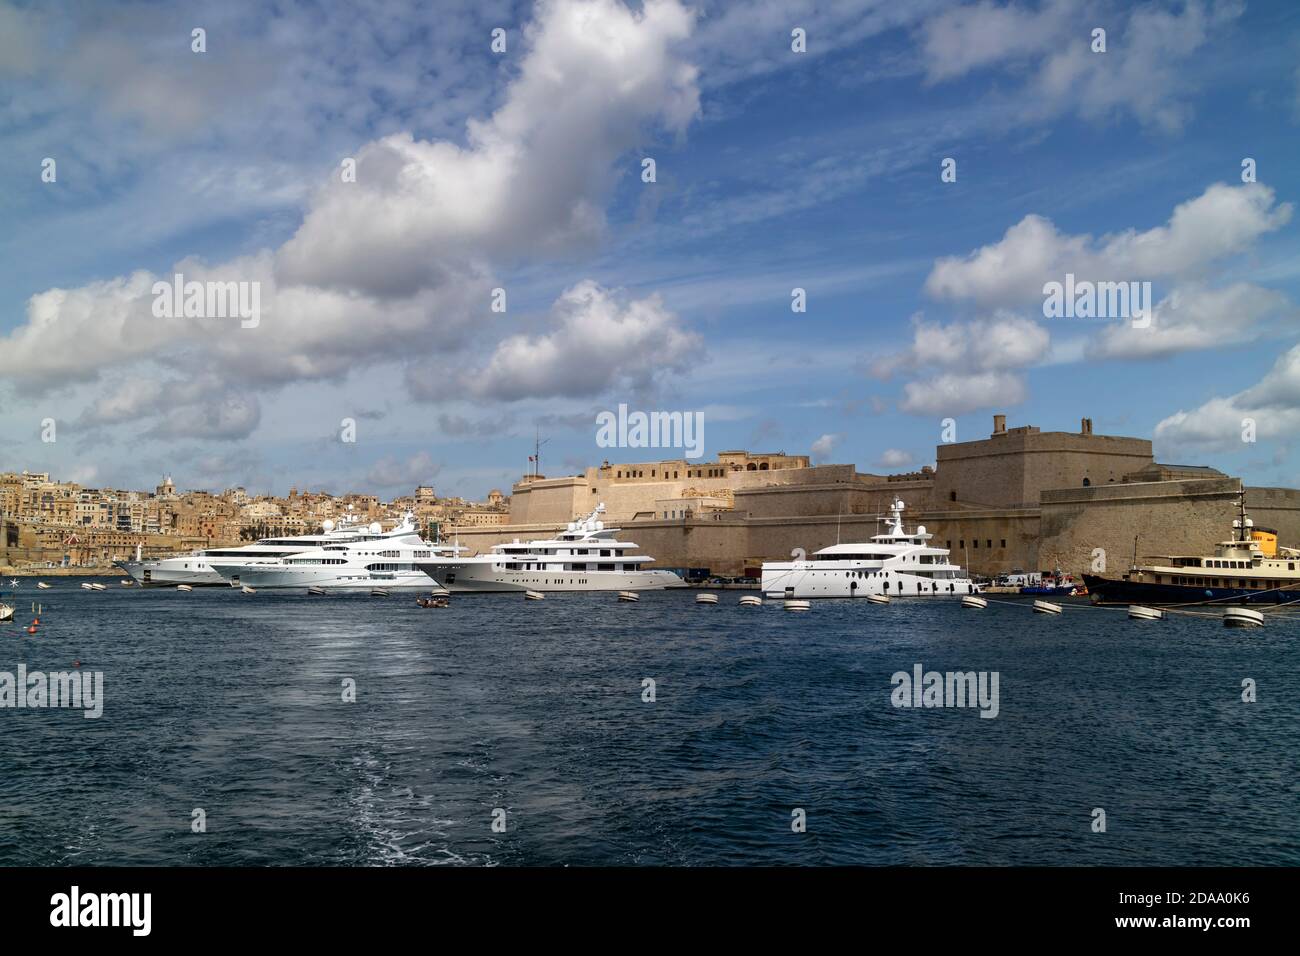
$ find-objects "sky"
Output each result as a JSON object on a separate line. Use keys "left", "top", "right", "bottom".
{"left": 1, "top": 0, "right": 1299, "bottom": 501}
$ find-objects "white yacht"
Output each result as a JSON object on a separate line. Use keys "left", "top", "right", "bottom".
{"left": 115, "top": 515, "right": 372, "bottom": 587}
{"left": 208, "top": 513, "right": 459, "bottom": 591}
{"left": 760, "top": 498, "right": 979, "bottom": 599}
{"left": 415, "top": 504, "right": 683, "bottom": 593}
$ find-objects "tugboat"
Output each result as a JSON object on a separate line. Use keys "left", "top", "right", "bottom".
{"left": 1020, "top": 567, "right": 1079, "bottom": 596}
{"left": 1084, "top": 492, "right": 1300, "bottom": 605}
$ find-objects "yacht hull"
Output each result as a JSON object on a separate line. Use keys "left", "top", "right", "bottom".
{"left": 1084, "top": 574, "right": 1300, "bottom": 605}
{"left": 210, "top": 567, "right": 434, "bottom": 591}
{"left": 115, "top": 560, "right": 227, "bottom": 587}
{"left": 761, "top": 564, "right": 978, "bottom": 599}
{"left": 417, "top": 562, "right": 681, "bottom": 593}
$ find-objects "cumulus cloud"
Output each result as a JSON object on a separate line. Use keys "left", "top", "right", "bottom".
{"left": 876, "top": 448, "right": 914, "bottom": 469}
{"left": 919, "top": 0, "right": 1244, "bottom": 131}
{"left": 458, "top": 280, "right": 701, "bottom": 401}
{"left": 870, "top": 313, "right": 1049, "bottom": 416}
{"left": 810, "top": 433, "right": 840, "bottom": 462}
{"left": 0, "top": 0, "right": 703, "bottom": 437}
{"left": 1090, "top": 283, "right": 1294, "bottom": 360}
{"left": 276, "top": 0, "right": 699, "bottom": 298}
{"left": 925, "top": 183, "right": 1292, "bottom": 310}
{"left": 1156, "top": 345, "right": 1300, "bottom": 452}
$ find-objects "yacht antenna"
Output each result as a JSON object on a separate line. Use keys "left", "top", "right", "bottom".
{"left": 532, "top": 426, "right": 550, "bottom": 480}
{"left": 1238, "top": 483, "right": 1248, "bottom": 543}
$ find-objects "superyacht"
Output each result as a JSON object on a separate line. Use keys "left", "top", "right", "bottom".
{"left": 115, "top": 514, "right": 372, "bottom": 587}
{"left": 760, "top": 498, "right": 978, "bottom": 599}
{"left": 415, "top": 504, "right": 683, "bottom": 592}
{"left": 209, "top": 513, "right": 461, "bottom": 591}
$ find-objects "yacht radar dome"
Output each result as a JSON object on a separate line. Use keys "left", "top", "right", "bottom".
{"left": 322, "top": 519, "right": 335, "bottom": 532}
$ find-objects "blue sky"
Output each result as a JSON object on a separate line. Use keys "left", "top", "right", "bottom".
{"left": 2, "top": 0, "right": 1299, "bottom": 500}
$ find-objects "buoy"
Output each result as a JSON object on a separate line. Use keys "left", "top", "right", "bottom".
{"left": 120, "top": 580, "right": 133, "bottom": 587}
{"left": 783, "top": 599, "right": 812, "bottom": 612}
{"left": 429, "top": 586, "right": 450, "bottom": 597}
{"left": 177, "top": 585, "right": 193, "bottom": 592}
{"left": 867, "top": 593, "right": 890, "bottom": 605}
{"left": 739, "top": 595, "right": 762, "bottom": 607}
{"left": 695, "top": 593, "right": 719, "bottom": 604}
{"left": 1128, "top": 605, "right": 1164, "bottom": 621}
{"left": 37, "top": 582, "right": 51, "bottom": 590}
{"left": 308, "top": 587, "right": 326, "bottom": 596}
{"left": 27, "top": 625, "right": 37, "bottom": 635}
{"left": 241, "top": 585, "right": 256, "bottom": 595}
{"left": 1223, "top": 606, "right": 1264, "bottom": 628}
{"left": 961, "top": 595, "right": 988, "bottom": 609}
{"left": 80, "top": 583, "right": 93, "bottom": 591}
{"left": 1032, "top": 599, "right": 1063, "bottom": 615}
{"left": 617, "top": 591, "right": 639, "bottom": 602}
{"left": 525, "top": 589, "right": 545, "bottom": 601}
{"left": 370, "top": 588, "right": 389, "bottom": 597}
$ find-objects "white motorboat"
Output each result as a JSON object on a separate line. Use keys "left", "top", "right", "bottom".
{"left": 761, "top": 498, "right": 979, "bottom": 599}
{"left": 416, "top": 504, "right": 682, "bottom": 593}
{"left": 209, "top": 514, "right": 462, "bottom": 591}
{"left": 115, "top": 513, "right": 375, "bottom": 587}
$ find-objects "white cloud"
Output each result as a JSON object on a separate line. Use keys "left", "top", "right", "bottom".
{"left": 919, "top": 0, "right": 1244, "bottom": 132}
{"left": 1090, "top": 283, "right": 1294, "bottom": 360}
{"left": 810, "top": 433, "right": 839, "bottom": 462}
{"left": 901, "top": 370, "right": 1027, "bottom": 416}
{"left": 925, "top": 183, "right": 1292, "bottom": 309}
{"left": 276, "top": 0, "right": 699, "bottom": 298}
{"left": 876, "top": 448, "right": 913, "bottom": 469}
{"left": 458, "top": 280, "right": 701, "bottom": 401}
{"left": 872, "top": 312, "right": 1049, "bottom": 416}
{"left": 1156, "top": 344, "right": 1300, "bottom": 452}
{"left": 0, "top": 0, "right": 704, "bottom": 444}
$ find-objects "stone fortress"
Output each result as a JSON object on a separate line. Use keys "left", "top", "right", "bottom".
{"left": 454, "top": 415, "right": 1300, "bottom": 578}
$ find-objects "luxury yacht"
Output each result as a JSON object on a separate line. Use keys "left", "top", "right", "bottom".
{"left": 415, "top": 504, "right": 683, "bottom": 592}
{"left": 760, "top": 498, "right": 978, "bottom": 599}
{"left": 115, "top": 514, "right": 372, "bottom": 587}
{"left": 1084, "top": 495, "right": 1300, "bottom": 604}
{"left": 208, "top": 513, "right": 459, "bottom": 591}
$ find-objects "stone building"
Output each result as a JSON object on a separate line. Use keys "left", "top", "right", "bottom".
{"left": 443, "top": 416, "right": 1297, "bottom": 579}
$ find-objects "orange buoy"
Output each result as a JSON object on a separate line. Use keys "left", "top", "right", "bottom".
{"left": 27, "top": 625, "right": 37, "bottom": 634}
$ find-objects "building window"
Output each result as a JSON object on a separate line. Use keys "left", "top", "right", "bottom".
{"left": 1000, "top": 539, "right": 1006, "bottom": 548}
{"left": 1083, "top": 477, "right": 1091, "bottom": 486}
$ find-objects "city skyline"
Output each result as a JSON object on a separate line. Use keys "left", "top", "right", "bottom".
{"left": 2, "top": 0, "right": 1299, "bottom": 500}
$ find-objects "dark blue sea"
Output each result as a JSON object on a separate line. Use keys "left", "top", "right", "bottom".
{"left": 1, "top": 580, "right": 1296, "bottom": 866}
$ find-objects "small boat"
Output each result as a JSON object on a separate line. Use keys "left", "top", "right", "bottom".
{"left": 36, "top": 582, "right": 51, "bottom": 590}
{"left": 1127, "top": 605, "right": 1164, "bottom": 621}
{"left": 961, "top": 595, "right": 988, "bottom": 609}
{"left": 739, "top": 595, "right": 763, "bottom": 607}
{"left": 524, "top": 589, "right": 545, "bottom": 601}
{"left": 783, "top": 599, "right": 811, "bottom": 612}
{"left": 1032, "top": 599, "right": 1063, "bottom": 615}
{"left": 617, "top": 591, "right": 639, "bottom": 602}
{"left": 369, "top": 588, "right": 389, "bottom": 597}
{"left": 1223, "top": 606, "right": 1264, "bottom": 628}
{"left": 695, "top": 593, "right": 719, "bottom": 604}
{"left": 0, "top": 603, "right": 13, "bottom": 623}
{"left": 867, "top": 593, "right": 890, "bottom": 605}
{"left": 416, "top": 596, "right": 450, "bottom": 608}
{"left": 241, "top": 585, "right": 256, "bottom": 595}
{"left": 176, "top": 585, "right": 193, "bottom": 592}
{"left": 308, "top": 587, "right": 326, "bottom": 596}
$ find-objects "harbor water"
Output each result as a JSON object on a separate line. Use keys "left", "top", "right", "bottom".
{"left": 1, "top": 581, "right": 1296, "bottom": 866}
